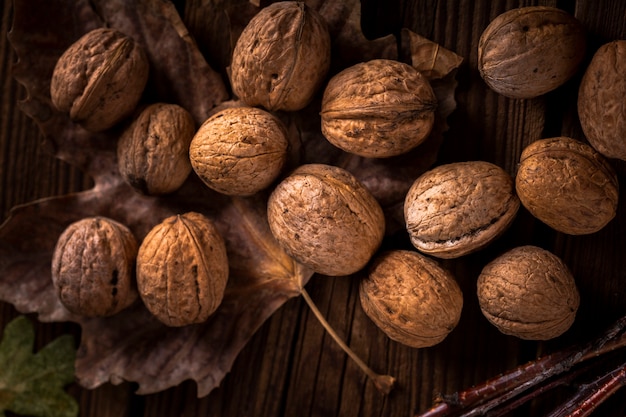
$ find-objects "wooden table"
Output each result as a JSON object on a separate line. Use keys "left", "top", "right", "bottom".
{"left": 1, "top": 1, "right": 625, "bottom": 416}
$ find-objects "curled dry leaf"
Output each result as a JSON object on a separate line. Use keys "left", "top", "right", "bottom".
{"left": 1, "top": 0, "right": 461, "bottom": 397}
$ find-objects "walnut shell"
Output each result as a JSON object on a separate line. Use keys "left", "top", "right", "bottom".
{"left": 189, "top": 106, "right": 289, "bottom": 196}
{"left": 477, "top": 245, "right": 580, "bottom": 340}
{"left": 136, "top": 212, "right": 229, "bottom": 327}
{"left": 478, "top": 6, "right": 586, "bottom": 99}
{"left": 515, "top": 137, "right": 619, "bottom": 235}
{"left": 404, "top": 161, "right": 520, "bottom": 259}
{"left": 320, "top": 59, "right": 437, "bottom": 158}
{"left": 51, "top": 216, "right": 139, "bottom": 317}
{"left": 360, "top": 250, "right": 463, "bottom": 348}
{"left": 50, "top": 28, "right": 149, "bottom": 132}
{"left": 230, "top": 1, "right": 331, "bottom": 111}
{"left": 267, "top": 163, "right": 385, "bottom": 276}
{"left": 578, "top": 40, "right": 626, "bottom": 161}
{"left": 117, "top": 103, "right": 196, "bottom": 195}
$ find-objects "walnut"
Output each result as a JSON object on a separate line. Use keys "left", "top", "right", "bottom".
{"left": 136, "top": 212, "right": 229, "bottom": 327}
{"left": 404, "top": 161, "right": 520, "bottom": 259}
{"left": 360, "top": 250, "right": 463, "bottom": 348}
{"left": 267, "top": 163, "right": 385, "bottom": 276}
{"left": 189, "top": 106, "right": 289, "bottom": 196}
{"left": 477, "top": 245, "right": 580, "bottom": 340}
{"left": 578, "top": 40, "right": 626, "bottom": 161}
{"left": 50, "top": 28, "right": 149, "bottom": 132}
{"left": 230, "top": 1, "right": 331, "bottom": 112}
{"left": 320, "top": 59, "right": 437, "bottom": 158}
{"left": 117, "top": 103, "right": 196, "bottom": 195}
{"left": 478, "top": 6, "right": 586, "bottom": 99}
{"left": 515, "top": 137, "right": 619, "bottom": 235}
{"left": 51, "top": 216, "right": 139, "bottom": 317}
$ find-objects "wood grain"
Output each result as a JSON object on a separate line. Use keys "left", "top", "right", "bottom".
{"left": 2, "top": 1, "right": 626, "bottom": 416}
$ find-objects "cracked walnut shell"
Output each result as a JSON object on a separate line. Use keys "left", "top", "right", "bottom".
{"left": 515, "top": 137, "right": 619, "bottom": 235}
{"left": 230, "top": 1, "right": 331, "bottom": 111}
{"left": 478, "top": 6, "right": 585, "bottom": 99}
{"left": 118, "top": 103, "right": 196, "bottom": 195}
{"left": 50, "top": 28, "right": 149, "bottom": 132}
{"left": 578, "top": 40, "right": 626, "bottom": 161}
{"left": 267, "top": 163, "right": 385, "bottom": 276}
{"left": 189, "top": 106, "right": 289, "bottom": 196}
{"left": 404, "top": 161, "right": 520, "bottom": 259}
{"left": 51, "top": 216, "right": 139, "bottom": 317}
{"left": 477, "top": 245, "right": 579, "bottom": 340}
{"left": 360, "top": 250, "right": 463, "bottom": 348}
{"left": 136, "top": 212, "right": 229, "bottom": 327}
{"left": 321, "top": 59, "right": 437, "bottom": 158}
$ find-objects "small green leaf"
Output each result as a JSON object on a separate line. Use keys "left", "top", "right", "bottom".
{"left": 0, "top": 316, "right": 78, "bottom": 417}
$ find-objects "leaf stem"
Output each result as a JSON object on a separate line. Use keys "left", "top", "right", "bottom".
{"left": 300, "top": 287, "right": 396, "bottom": 394}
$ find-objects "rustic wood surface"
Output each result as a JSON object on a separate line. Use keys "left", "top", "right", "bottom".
{"left": 1, "top": 1, "right": 626, "bottom": 416}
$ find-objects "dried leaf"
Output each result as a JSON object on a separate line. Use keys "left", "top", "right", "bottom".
{"left": 1, "top": 0, "right": 460, "bottom": 398}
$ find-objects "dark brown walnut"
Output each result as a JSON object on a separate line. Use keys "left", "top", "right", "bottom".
{"left": 578, "top": 40, "right": 626, "bottom": 161}
{"left": 230, "top": 1, "right": 331, "bottom": 112}
{"left": 321, "top": 59, "right": 437, "bottom": 158}
{"left": 267, "top": 163, "right": 385, "bottom": 276}
{"left": 478, "top": 6, "right": 586, "bottom": 99}
{"left": 51, "top": 216, "right": 139, "bottom": 317}
{"left": 189, "top": 106, "right": 289, "bottom": 196}
{"left": 50, "top": 28, "right": 149, "bottom": 132}
{"left": 404, "top": 161, "right": 520, "bottom": 259}
{"left": 117, "top": 103, "right": 196, "bottom": 195}
{"left": 515, "top": 137, "right": 619, "bottom": 235}
{"left": 477, "top": 245, "right": 580, "bottom": 340}
{"left": 360, "top": 250, "right": 463, "bottom": 348}
{"left": 136, "top": 212, "right": 229, "bottom": 327}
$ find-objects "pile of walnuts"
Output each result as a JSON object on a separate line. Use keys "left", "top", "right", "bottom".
{"left": 49, "top": 2, "right": 621, "bottom": 348}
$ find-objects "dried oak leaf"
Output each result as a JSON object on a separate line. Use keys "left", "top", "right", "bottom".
{"left": 2, "top": 0, "right": 310, "bottom": 397}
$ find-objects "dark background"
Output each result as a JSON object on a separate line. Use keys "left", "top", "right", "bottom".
{"left": 1, "top": 0, "right": 625, "bottom": 416}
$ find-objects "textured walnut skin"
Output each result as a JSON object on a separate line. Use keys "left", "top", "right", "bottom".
{"left": 189, "top": 107, "right": 289, "bottom": 196}
{"left": 118, "top": 103, "right": 196, "bottom": 195}
{"left": 360, "top": 250, "right": 463, "bottom": 348}
{"left": 321, "top": 59, "right": 437, "bottom": 158}
{"left": 136, "top": 212, "right": 229, "bottom": 327}
{"left": 477, "top": 245, "right": 580, "bottom": 340}
{"left": 267, "top": 164, "right": 385, "bottom": 276}
{"left": 478, "top": 6, "right": 586, "bottom": 99}
{"left": 578, "top": 40, "right": 626, "bottom": 161}
{"left": 404, "top": 161, "right": 520, "bottom": 259}
{"left": 230, "top": 1, "right": 331, "bottom": 111}
{"left": 51, "top": 217, "right": 138, "bottom": 317}
{"left": 515, "top": 137, "right": 619, "bottom": 235}
{"left": 50, "top": 28, "right": 149, "bottom": 132}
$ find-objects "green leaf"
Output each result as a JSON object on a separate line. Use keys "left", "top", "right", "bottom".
{"left": 0, "top": 316, "right": 78, "bottom": 417}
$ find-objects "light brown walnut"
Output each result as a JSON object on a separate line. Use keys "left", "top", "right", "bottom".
{"left": 50, "top": 28, "right": 149, "bottom": 132}
{"left": 51, "top": 216, "right": 139, "bottom": 317}
{"left": 267, "top": 163, "right": 385, "bottom": 276}
{"left": 515, "top": 137, "right": 619, "bottom": 235}
{"left": 117, "top": 103, "right": 196, "bottom": 195}
{"left": 477, "top": 245, "right": 580, "bottom": 340}
{"left": 404, "top": 161, "right": 519, "bottom": 259}
{"left": 230, "top": 1, "right": 331, "bottom": 112}
{"left": 478, "top": 6, "right": 586, "bottom": 99}
{"left": 578, "top": 40, "right": 626, "bottom": 161}
{"left": 321, "top": 59, "right": 437, "bottom": 158}
{"left": 360, "top": 250, "right": 463, "bottom": 348}
{"left": 189, "top": 106, "right": 289, "bottom": 196}
{"left": 136, "top": 212, "right": 229, "bottom": 327}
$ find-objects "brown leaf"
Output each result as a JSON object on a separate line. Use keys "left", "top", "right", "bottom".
{"left": 1, "top": 0, "right": 460, "bottom": 398}
{"left": 3, "top": 0, "right": 310, "bottom": 397}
